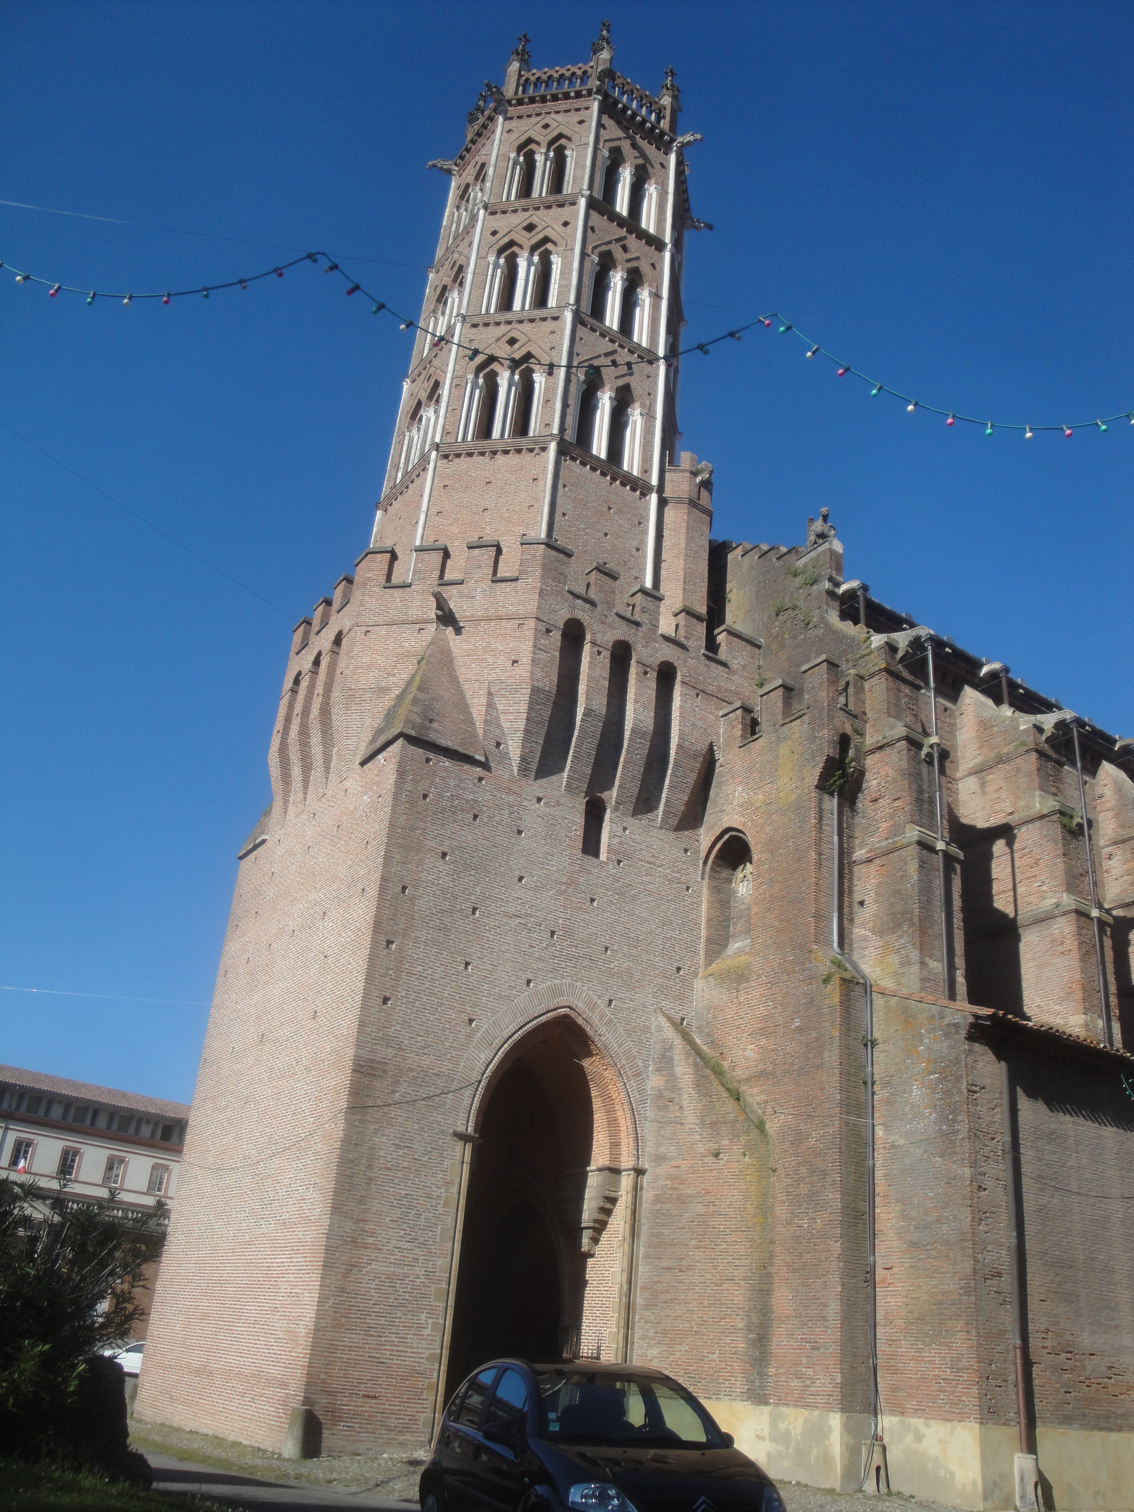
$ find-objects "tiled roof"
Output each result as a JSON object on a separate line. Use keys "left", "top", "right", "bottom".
{"left": 0, "top": 1065, "right": 190, "bottom": 1119}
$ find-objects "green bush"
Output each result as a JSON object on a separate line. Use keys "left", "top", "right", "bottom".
{"left": 0, "top": 1179, "right": 165, "bottom": 1459}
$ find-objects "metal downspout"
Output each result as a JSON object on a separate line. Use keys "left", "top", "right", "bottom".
{"left": 924, "top": 640, "right": 954, "bottom": 1000}
{"left": 538, "top": 84, "right": 606, "bottom": 539}
{"left": 1070, "top": 720, "right": 1114, "bottom": 1048}
{"left": 643, "top": 135, "right": 686, "bottom": 589}
{"left": 411, "top": 104, "right": 509, "bottom": 575}
{"left": 832, "top": 789, "right": 882, "bottom": 1480}
{"left": 1000, "top": 1057, "right": 1031, "bottom": 1456}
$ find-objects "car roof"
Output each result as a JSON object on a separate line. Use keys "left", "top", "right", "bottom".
{"left": 521, "top": 1359, "right": 669, "bottom": 1378}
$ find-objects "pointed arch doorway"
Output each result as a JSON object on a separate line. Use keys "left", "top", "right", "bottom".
{"left": 443, "top": 1014, "right": 639, "bottom": 1398}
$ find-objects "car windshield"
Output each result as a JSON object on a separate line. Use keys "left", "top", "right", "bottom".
{"left": 534, "top": 1370, "right": 723, "bottom": 1447}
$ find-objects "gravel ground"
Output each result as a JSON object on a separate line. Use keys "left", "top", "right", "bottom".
{"left": 130, "top": 1420, "right": 427, "bottom": 1501}
{"left": 131, "top": 1422, "right": 960, "bottom": 1512}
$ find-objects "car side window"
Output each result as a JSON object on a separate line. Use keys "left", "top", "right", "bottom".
{"left": 453, "top": 1368, "right": 497, "bottom": 1428}
{"left": 485, "top": 1368, "right": 529, "bottom": 1437}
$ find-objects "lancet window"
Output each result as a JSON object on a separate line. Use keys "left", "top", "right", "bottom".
{"left": 573, "top": 379, "right": 643, "bottom": 475}
{"left": 483, "top": 245, "right": 562, "bottom": 314}
{"left": 396, "top": 382, "right": 441, "bottom": 479}
{"left": 456, "top": 362, "right": 547, "bottom": 442}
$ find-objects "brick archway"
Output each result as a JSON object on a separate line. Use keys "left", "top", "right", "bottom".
{"left": 440, "top": 1003, "right": 643, "bottom": 1408}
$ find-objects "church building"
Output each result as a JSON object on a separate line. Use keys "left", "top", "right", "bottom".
{"left": 137, "top": 27, "right": 1134, "bottom": 1511}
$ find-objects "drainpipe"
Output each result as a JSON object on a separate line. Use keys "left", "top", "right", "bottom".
{"left": 644, "top": 134, "right": 699, "bottom": 588}
{"left": 920, "top": 637, "right": 953, "bottom": 1000}
{"left": 1000, "top": 1058, "right": 1030, "bottom": 1455}
{"left": 538, "top": 81, "right": 607, "bottom": 539}
{"left": 1069, "top": 720, "right": 1114, "bottom": 1049}
{"left": 411, "top": 101, "right": 509, "bottom": 575}
{"left": 832, "top": 788, "right": 884, "bottom": 1488}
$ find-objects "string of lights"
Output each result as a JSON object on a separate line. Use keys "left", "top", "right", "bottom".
{"left": 6, "top": 248, "right": 1133, "bottom": 437}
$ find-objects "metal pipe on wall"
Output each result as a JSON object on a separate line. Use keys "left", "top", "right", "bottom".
{"left": 1000, "top": 1056, "right": 1030, "bottom": 1457}
{"left": 924, "top": 640, "right": 954, "bottom": 1000}
{"left": 1070, "top": 720, "right": 1114, "bottom": 1049}
{"left": 832, "top": 788, "right": 882, "bottom": 1473}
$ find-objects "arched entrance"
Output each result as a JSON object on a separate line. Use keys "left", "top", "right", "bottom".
{"left": 445, "top": 1014, "right": 636, "bottom": 1394}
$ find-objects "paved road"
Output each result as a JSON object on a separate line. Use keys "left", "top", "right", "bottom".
{"left": 148, "top": 1451, "right": 416, "bottom": 1512}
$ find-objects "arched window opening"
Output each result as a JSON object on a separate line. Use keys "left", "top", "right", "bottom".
{"left": 530, "top": 247, "right": 558, "bottom": 309}
{"left": 619, "top": 272, "right": 643, "bottom": 340}
{"left": 582, "top": 796, "right": 606, "bottom": 859}
{"left": 512, "top": 368, "right": 536, "bottom": 437}
{"left": 575, "top": 381, "right": 603, "bottom": 454}
{"left": 607, "top": 386, "right": 633, "bottom": 468}
{"left": 600, "top": 151, "right": 623, "bottom": 207}
{"left": 496, "top": 250, "right": 521, "bottom": 313}
{"left": 535, "top": 620, "right": 586, "bottom": 780}
{"left": 703, "top": 834, "right": 754, "bottom": 967}
{"left": 548, "top": 144, "right": 569, "bottom": 194}
{"left": 589, "top": 257, "right": 615, "bottom": 322}
{"left": 588, "top": 641, "right": 632, "bottom": 794}
{"left": 275, "top": 672, "right": 302, "bottom": 807}
{"left": 473, "top": 370, "right": 499, "bottom": 441}
{"left": 633, "top": 663, "right": 676, "bottom": 816}
{"left": 517, "top": 147, "right": 538, "bottom": 199}
{"left": 627, "top": 170, "right": 649, "bottom": 225}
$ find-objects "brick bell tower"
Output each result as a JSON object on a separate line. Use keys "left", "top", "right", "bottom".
{"left": 137, "top": 23, "right": 1134, "bottom": 1507}
{"left": 139, "top": 24, "right": 734, "bottom": 1456}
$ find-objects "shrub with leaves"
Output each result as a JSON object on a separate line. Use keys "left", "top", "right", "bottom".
{"left": 0, "top": 1178, "right": 166, "bottom": 1457}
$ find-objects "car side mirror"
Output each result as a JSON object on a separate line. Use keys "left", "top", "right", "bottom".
{"left": 721, "top": 1432, "right": 735, "bottom": 1448}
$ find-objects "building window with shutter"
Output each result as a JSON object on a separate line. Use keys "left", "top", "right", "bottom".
{"left": 148, "top": 1164, "right": 172, "bottom": 1196}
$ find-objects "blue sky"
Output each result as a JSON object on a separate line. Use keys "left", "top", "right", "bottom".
{"left": 2, "top": 1, "right": 1131, "bottom": 1102}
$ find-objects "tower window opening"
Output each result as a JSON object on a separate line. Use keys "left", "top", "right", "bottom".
{"left": 513, "top": 368, "right": 537, "bottom": 437}
{"left": 516, "top": 147, "right": 538, "bottom": 200}
{"left": 589, "top": 257, "right": 615, "bottom": 322}
{"left": 474, "top": 370, "right": 500, "bottom": 441}
{"left": 703, "top": 833, "right": 754, "bottom": 968}
{"left": 608, "top": 386, "right": 634, "bottom": 469}
{"left": 600, "top": 151, "right": 623, "bottom": 208}
{"left": 582, "top": 796, "right": 606, "bottom": 858}
{"left": 628, "top": 170, "right": 650, "bottom": 225}
{"left": 530, "top": 247, "right": 559, "bottom": 310}
{"left": 619, "top": 272, "right": 643, "bottom": 341}
{"left": 575, "top": 380, "right": 603, "bottom": 454}
{"left": 548, "top": 143, "right": 570, "bottom": 194}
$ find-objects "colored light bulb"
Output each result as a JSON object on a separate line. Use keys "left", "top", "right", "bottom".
{"left": 546, "top": 363, "right": 554, "bottom": 377}
{"left": 162, "top": 293, "right": 171, "bottom": 305}
{"left": 87, "top": 292, "right": 95, "bottom": 305}
{"left": 240, "top": 281, "right": 248, "bottom": 290}
{"left": 985, "top": 422, "right": 993, "bottom": 436}
{"left": 1064, "top": 426, "right": 1073, "bottom": 437}
{"left": 697, "top": 343, "right": 710, "bottom": 355}
{"left": 15, "top": 273, "right": 27, "bottom": 283}
{"left": 837, "top": 367, "right": 848, "bottom": 377}
{"left": 807, "top": 345, "right": 819, "bottom": 358}
{"left": 123, "top": 293, "right": 132, "bottom": 305}
{"left": 870, "top": 384, "right": 882, "bottom": 397}
{"left": 347, "top": 284, "right": 360, "bottom": 296}
{"left": 1096, "top": 420, "right": 1107, "bottom": 432}
{"left": 1025, "top": 426, "right": 1034, "bottom": 439}
{"left": 275, "top": 267, "right": 283, "bottom": 278}
{"left": 203, "top": 287, "right": 209, "bottom": 299}
{"left": 728, "top": 330, "right": 741, "bottom": 341}
{"left": 763, "top": 318, "right": 772, "bottom": 328}
{"left": 399, "top": 320, "right": 412, "bottom": 330}
{"left": 49, "top": 284, "right": 61, "bottom": 297}
{"left": 371, "top": 302, "right": 385, "bottom": 314}
{"left": 946, "top": 415, "right": 955, "bottom": 426}
{"left": 907, "top": 401, "right": 917, "bottom": 413}
{"left": 324, "top": 262, "right": 339, "bottom": 273}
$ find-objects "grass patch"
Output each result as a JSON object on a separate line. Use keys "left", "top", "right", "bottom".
{"left": 0, "top": 1457, "right": 222, "bottom": 1512}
